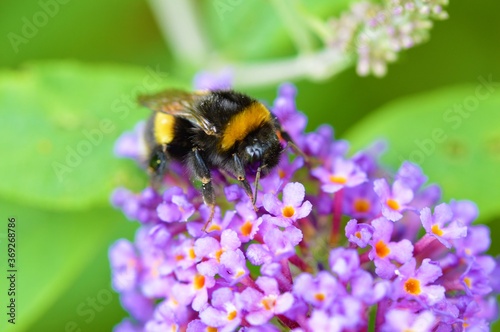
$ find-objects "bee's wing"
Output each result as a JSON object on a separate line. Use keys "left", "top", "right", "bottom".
{"left": 138, "top": 89, "right": 217, "bottom": 135}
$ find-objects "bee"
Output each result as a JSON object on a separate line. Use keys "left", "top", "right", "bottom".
{"left": 139, "top": 89, "right": 290, "bottom": 227}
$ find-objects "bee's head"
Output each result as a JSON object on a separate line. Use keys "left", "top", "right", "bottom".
{"left": 241, "top": 126, "right": 283, "bottom": 176}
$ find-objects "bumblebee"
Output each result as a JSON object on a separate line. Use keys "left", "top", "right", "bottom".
{"left": 139, "top": 89, "right": 287, "bottom": 226}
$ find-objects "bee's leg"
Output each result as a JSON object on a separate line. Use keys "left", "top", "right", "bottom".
{"left": 189, "top": 147, "right": 215, "bottom": 230}
{"left": 148, "top": 144, "right": 168, "bottom": 191}
{"left": 226, "top": 154, "right": 255, "bottom": 210}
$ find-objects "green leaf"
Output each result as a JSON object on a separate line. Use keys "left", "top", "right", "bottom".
{"left": 0, "top": 0, "right": 167, "bottom": 67}
{"left": 345, "top": 83, "right": 500, "bottom": 221}
{"left": 0, "top": 198, "right": 137, "bottom": 332}
{"left": 0, "top": 61, "right": 187, "bottom": 210}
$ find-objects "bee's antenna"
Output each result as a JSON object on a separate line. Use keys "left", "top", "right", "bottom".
{"left": 286, "top": 141, "right": 309, "bottom": 163}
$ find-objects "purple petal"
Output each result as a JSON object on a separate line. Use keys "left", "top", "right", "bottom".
{"left": 263, "top": 194, "right": 283, "bottom": 216}
{"left": 373, "top": 178, "right": 390, "bottom": 199}
{"left": 311, "top": 167, "right": 331, "bottom": 181}
{"left": 295, "top": 200, "right": 312, "bottom": 219}
{"left": 282, "top": 182, "right": 306, "bottom": 207}
{"left": 197, "top": 260, "right": 219, "bottom": 277}
{"left": 416, "top": 259, "right": 443, "bottom": 284}
{"left": 450, "top": 200, "right": 478, "bottom": 225}
{"left": 372, "top": 217, "right": 393, "bottom": 242}
{"left": 199, "top": 307, "right": 227, "bottom": 327}
{"left": 321, "top": 183, "right": 344, "bottom": 194}
{"left": 245, "top": 310, "right": 273, "bottom": 326}
{"left": 420, "top": 207, "right": 433, "bottom": 232}
{"left": 246, "top": 244, "right": 272, "bottom": 265}
{"left": 256, "top": 276, "right": 279, "bottom": 295}
{"left": 388, "top": 239, "right": 414, "bottom": 264}
{"left": 275, "top": 292, "right": 294, "bottom": 313}
{"left": 396, "top": 161, "right": 427, "bottom": 191}
{"left": 433, "top": 203, "right": 453, "bottom": 226}
{"left": 221, "top": 229, "right": 241, "bottom": 250}
{"left": 393, "top": 180, "right": 414, "bottom": 204}
{"left": 157, "top": 202, "right": 181, "bottom": 223}
{"left": 194, "top": 236, "right": 220, "bottom": 258}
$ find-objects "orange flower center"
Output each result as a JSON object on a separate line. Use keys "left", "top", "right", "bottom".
{"left": 314, "top": 292, "right": 326, "bottom": 301}
{"left": 431, "top": 224, "right": 444, "bottom": 237}
{"left": 261, "top": 295, "right": 277, "bottom": 311}
{"left": 282, "top": 205, "right": 295, "bottom": 218}
{"left": 329, "top": 175, "right": 347, "bottom": 184}
{"left": 188, "top": 248, "right": 196, "bottom": 260}
{"left": 207, "top": 224, "right": 222, "bottom": 232}
{"left": 207, "top": 327, "right": 218, "bottom": 332}
{"left": 227, "top": 310, "right": 237, "bottom": 321}
{"left": 386, "top": 199, "right": 400, "bottom": 211}
{"left": 278, "top": 169, "right": 286, "bottom": 179}
{"left": 354, "top": 198, "right": 371, "bottom": 213}
{"left": 240, "top": 220, "right": 253, "bottom": 237}
{"left": 464, "top": 277, "right": 472, "bottom": 288}
{"left": 355, "top": 231, "right": 362, "bottom": 239}
{"left": 404, "top": 278, "right": 421, "bottom": 295}
{"left": 375, "top": 240, "right": 390, "bottom": 258}
{"left": 193, "top": 274, "right": 205, "bottom": 290}
{"left": 215, "top": 249, "right": 224, "bottom": 262}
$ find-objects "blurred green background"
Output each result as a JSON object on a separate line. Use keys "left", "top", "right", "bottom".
{"left": 0, "top": 0, "right": 499, "bottom": 331}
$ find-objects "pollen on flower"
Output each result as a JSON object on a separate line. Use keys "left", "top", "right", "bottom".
{"left": 278, "top": 169, "right": 286, "bottom": 179}
{"left": 404, "top": 278, "right": 422, "bottom": 295}
{"left": 188, "top": 248, "right": 196, "bottom": 260}
{"left": 207, "top": 327, "right": 218, "bottom": 332}
{"left": 355, "top": 231, "right": 362, "bottom": 239}
{"left": 431, "top": 224, "right": 444, "bottom": 237}
{"left": 236, "top": 270, "right": 245, "bottom": 278}
{"left": 282, "top": 205, "right": 295, "bottom": 218}
{"left": 329, "top": 175, "right": 347, "bottom": 184}
{"left": 194, "top": 274, "right": 205, "bottom": 290}
{"left": 207, "top": 224, "right": 222, "bottom": 232}
{"left": 354, "top": 198, "right": 371, "bottom": 213}
{"left": 314, "top": 292, "right": 326, "bottom": 301}
{"left": 386, "top": 198, "right": 400, "bottom": 211}
{"left": 215, "top": 249, "right": 223, "bottom": 262}
{"left": 464, "top": 277, "right": 472, "bottom": 288}
{"left": 375, "top": 240, "right": 391, "bottom": 258}
{"left": 240, "top": 220, "right": 253, "bottom": 237}
{"left": 227, "top": 310, "right": 237, "bottom": 321}
{"left": 169, "top": 297, "right": 179, "bottom": 306}
{"left": 175, "top": 254, "right": 184, "bottom": 261}
{"left": 261, "top": 295, "right": 277, "bottom": 311}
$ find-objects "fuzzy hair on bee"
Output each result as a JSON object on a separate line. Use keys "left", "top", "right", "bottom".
{"left": 139, "top": 89, "right": 290, "bottom": 229}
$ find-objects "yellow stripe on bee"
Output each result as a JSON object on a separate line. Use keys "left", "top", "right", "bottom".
{"left": 154, "top": 113, "right": 176, "bottom": 145}
{"left": 220, "top": 102, "right": 271, "bottom": 150}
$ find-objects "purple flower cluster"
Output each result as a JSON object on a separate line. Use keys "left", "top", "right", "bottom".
{"left": 110, "top": 77, "right": 499, "bottom": 331}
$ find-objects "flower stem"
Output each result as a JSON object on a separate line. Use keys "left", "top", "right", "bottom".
{"left": 413, "top": 234, "right": 447, "bottom": 261}
{"left": 147, "top": 0, "right": 210, "bottom": 66}
{"left": 330, "top": 189, "right": 344, "bottom": 245}
{"left": 232, "top": 49, "right": 352, "bottom": 87}
{"left": 290, "top": 254, "right": 313, "bottom": 272}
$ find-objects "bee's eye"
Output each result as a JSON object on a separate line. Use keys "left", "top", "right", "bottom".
{"left": 149, "top": 154, "right": 162, "bottom": 170}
